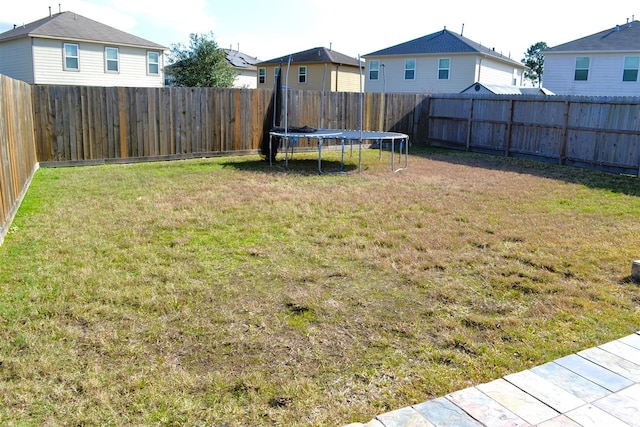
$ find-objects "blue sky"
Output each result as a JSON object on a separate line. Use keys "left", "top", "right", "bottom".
{"left": 2, "top": 0, "right": 638, "bottom": 63}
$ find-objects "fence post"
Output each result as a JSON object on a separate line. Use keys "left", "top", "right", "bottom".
{"left": 559, "top": 100, "right": 570, "bottom": 165}
{"left": 505, "top": 99, "right": 514, "bottom": 157}
{"left": 466, "top": 98, "right": 474, "bottom": 151}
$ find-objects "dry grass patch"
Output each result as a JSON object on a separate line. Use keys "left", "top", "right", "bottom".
{"left": 1, "top": 147, "right": 639, "bottom": 426}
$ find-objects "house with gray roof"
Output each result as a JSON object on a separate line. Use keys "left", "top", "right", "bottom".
{"left": 543, "top": 19, "right": 640, "bottom": 96}
{"left": 256, "top": 47, "right": 364, "bottom": 92}
{"left": 223, "top": 48, "right": 259, "bottom": 88}
{"left": 0, "top": 11, "right": 167, "bottom": 87}
{"left": 363, "top": 28, "right": 527, "bottom": 94}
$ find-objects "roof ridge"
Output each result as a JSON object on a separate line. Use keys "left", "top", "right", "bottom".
{"left": 0, "top": 10, "right": 166, "bottom": 49}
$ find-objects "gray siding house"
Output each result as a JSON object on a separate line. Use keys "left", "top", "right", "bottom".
{"left": 543, "top": 20, "right": 640, "bottom": 96}
{"left": 363, "top": 28, "right": 527, "bottom": 94}
{"left": 0, "top": 11, "right": 166, "bottom": 87}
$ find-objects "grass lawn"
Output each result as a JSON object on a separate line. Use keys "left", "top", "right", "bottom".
{"left": 1, "top": 146, "right": 639, "bottom": 426}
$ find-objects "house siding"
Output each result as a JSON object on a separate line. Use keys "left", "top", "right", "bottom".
{"left": 256, "top": 63, "right": 363, "bottom": 92}
{"left": 544, "top": 52, "right": 640, "bottom": 96}
{"left": 365, "top": 54, "right": 521, "bottom": 94}
{"left": 32, "top": 38, "right": 164, "bottom": 87}
{"left": 234, "top": 70, "right": 257, "bottom": 88}
{"left": 0, "top": 38, "right": 35, "bottom": 83}
{"left": 477, "top": 57, "right": 522, "bottom": 86}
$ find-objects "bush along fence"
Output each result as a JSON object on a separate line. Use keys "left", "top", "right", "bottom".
{"left": 0, "top": 75, "right": 38, "bottom": 246}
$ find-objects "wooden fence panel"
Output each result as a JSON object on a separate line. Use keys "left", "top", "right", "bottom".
{"left": 0, "top": 75, "right": 38, "bottom": 245}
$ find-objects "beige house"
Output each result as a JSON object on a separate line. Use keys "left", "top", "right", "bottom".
{"left": 256, "top": 47, "right": 364, "bottom": 92}
{"left": 0, "top": 11, "right": 166, "bottom": 87}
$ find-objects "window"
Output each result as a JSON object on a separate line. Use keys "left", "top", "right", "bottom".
{"left": 404, "top": 59, "right": 415, "bottom": 80}
{"left": 105, "top": 47, "right": 119, "bottom": 72}
{"left": 275, "top": 66, "right": 281, "bottom": 80}
{"left": 438, "top": 58, "right": 450, "bottom": 80}
{"left": 147, "top": 51, "right": 159, "bottom": 75}
{"left": 574, "top": 56, "right": 590, "bottom": 81}
{"left": 298, "top": 66, "right": 307, "bottom": 84}
{"left": 369, "top": 60, "right": 379, "bottom": 80}
{"left": 623, "top": 56, "right": 639, "bottom": 82}
{"left": 63, "top": 43, "right": 79, "bottom": 71}
{"left": 258, "top": 67, "right": 266, "bottom": 84}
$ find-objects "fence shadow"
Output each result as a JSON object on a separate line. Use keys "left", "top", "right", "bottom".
{"left": 409, "top": 145, "right": 640, "bottom": 197}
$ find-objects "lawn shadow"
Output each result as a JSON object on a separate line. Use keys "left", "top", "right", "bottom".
{"left": 409, "top": 145, "right": 640, "bottom": 197}
{"left": 219, "top": 157, "right": 359, "bottom": 175}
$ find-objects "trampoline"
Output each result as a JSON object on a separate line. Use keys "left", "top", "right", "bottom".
{"left": 266, "top": 53, "right": 409, "bottom": 174}
{"left": 268, "top": 128, "right": 409, "bottom": 173}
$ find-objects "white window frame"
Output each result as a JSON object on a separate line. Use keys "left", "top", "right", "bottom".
{"left": 369, "top": 60, "right": 379, "bottom": 80}
{"left": 63, "top": 43, "right": 79, "bottom": 71}
{"left": 438, "top": 58, "right": 450, "bottom": 80}
{"left": 404, "top": 59, "right": 416, "bottom": 80}
{"left": 623, "top": 56, "right": 639, "bottom": 82}
{"left": 298, "top": 66, "right": 307, "bottom": 84}
{"left": 105, "top": 47, "right": 119, "bottom": 73}
{"left": 574, "top": 56, "right": 590, "bottom": 81}
{"left": 147, "top": 51, "right": 159, "bottom": 75}
{"left": 258, "top": 67, "right": 266, "bottom": 84}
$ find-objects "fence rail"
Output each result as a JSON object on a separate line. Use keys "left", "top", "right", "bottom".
{"left": 0, "top": 75, "right": 38, "bottom": 245}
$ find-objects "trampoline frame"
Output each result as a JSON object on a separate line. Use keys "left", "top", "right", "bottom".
{"left": 269, "top": 53, "right": 409, "bottom": 174}
{"left": 268, "top": 129, "right": 409, "bottom": 174}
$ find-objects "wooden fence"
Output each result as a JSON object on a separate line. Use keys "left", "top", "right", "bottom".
{"left": 31, "top": 86, "right": 429, "bottom": 165}
{"left": 30, "top": 86, "right": 639, "bottom": 175}
{"left": 429, "top": 94, "right": 640, "bottom": 176}
{"left": 0, "top": 75, "right": 38, "bottom": 245}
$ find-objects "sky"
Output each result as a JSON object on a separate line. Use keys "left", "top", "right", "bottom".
{"left": 1, "top": 0, "right": 638, "bottom": 63}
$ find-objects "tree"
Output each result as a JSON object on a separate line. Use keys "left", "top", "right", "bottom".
{"left": 167, "top": 32, "right": 236, "bottom": 87}
{"left": 521, "top": 42, "right": 548, "bottom": 87}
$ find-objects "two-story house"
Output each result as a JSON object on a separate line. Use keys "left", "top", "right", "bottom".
{"left": 363, "top": 28, "right": 527, "bottom": 94}
{"left": 0, "top": 11, "right": 166, "bottom": 87}
{"left": 256, "top": 47, "right": 364, "bottom": 92}
{"left": 543, "top": 19, "right": 640, "bottom": 96}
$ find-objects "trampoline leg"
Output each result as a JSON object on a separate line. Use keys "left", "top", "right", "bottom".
{"left": 358, "top": 138, "right": 362, "bottom": 173}
{"left": 269, "top": 135, "right": 273, "bottom": 166}
{"left": 318, "top": 138, "right": 323, "bottom": 173}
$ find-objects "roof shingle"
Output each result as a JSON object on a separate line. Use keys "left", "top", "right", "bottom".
{"left": 364, "top": 28, "right": 522, "bottom": 67}
{"left": 257, "top": 47, "right": 362, "bottom": 67}
{"left": 545, "top": 20, "right": 640, "bottom": 52}
{"left": 0, "top": 11, "right": 166, "bottom": 50}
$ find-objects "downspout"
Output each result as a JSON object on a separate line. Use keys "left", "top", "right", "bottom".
{"left": 335, "top": 64, "right": 340, "bottom": 91}
{"left": 477, "top": 56, "right": 483, "bottom": 82}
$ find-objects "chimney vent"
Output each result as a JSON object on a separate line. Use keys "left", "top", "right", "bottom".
{"left": 49, "top": 6, "right": 52, "bottom": 17}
